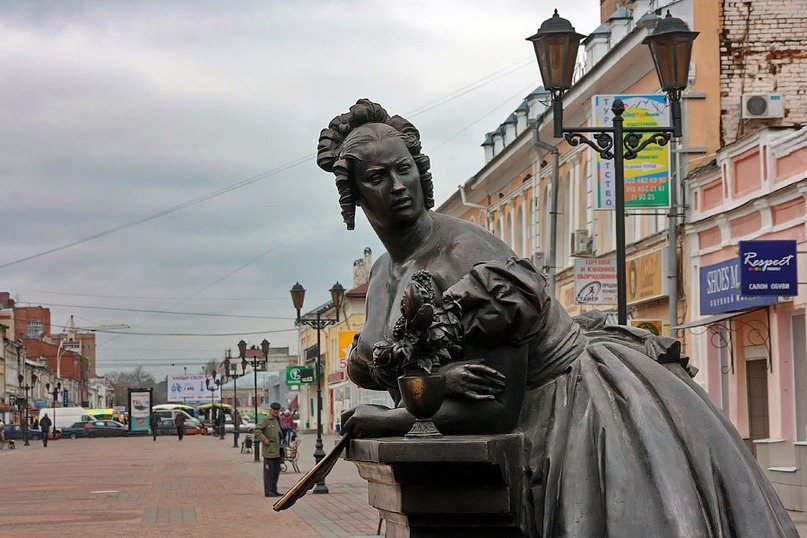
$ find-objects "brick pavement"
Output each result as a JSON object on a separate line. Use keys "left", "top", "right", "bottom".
{"left": 4, "top": 430, "right": 807, "bottom": 536}
{"left": 0, "top": 431, "right": 381, "bottom": 537}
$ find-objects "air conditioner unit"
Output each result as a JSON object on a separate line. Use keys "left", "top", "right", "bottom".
{"left": 741, "top": 94, "right": 784, "bottom": 120}
{"left": 571, "top": 229, "right": 593, "bottom": 257}
{"left": 532, "top": 251, "right": 546, "bottom": 271}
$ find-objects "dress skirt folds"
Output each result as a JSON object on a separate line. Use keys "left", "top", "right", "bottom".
{"left": 444, "top": 258, "right": 797, "bottom": 537}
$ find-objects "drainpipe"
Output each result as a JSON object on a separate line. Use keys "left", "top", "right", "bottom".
{"left": 531, "top": 123, "right": 560, "bottom": 299}
{"left": 459, "top": 183, "right": 491, "bottom": 230}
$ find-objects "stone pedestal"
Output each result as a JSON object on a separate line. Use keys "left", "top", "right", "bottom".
{"left": 346, "top": 434, "right": 525, "bottom": 537}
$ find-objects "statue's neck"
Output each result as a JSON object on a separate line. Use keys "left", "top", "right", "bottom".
{"left": 374, "top": 212, "right": 434, "bottom": 264}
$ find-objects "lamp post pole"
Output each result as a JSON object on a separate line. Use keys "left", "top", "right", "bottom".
{"left": 18, "top": 370, "right": 37, "bottom": 447}
{"left": 238, "top": 339, "right": 267, "bottom": 463}
{"left": 527, "top": 10, "right": 698, "bottom": 325}
{"left": 290, "top": 281, "right": 346, "bottom": 494}
{"left": 205, "top": 373, "right": 220, "bottom": 436}
{"left": 223, "top": 350, "right": 246, "bottom": 448}
{"left": 46, "top": 381, "right": 61, "bottom": 436}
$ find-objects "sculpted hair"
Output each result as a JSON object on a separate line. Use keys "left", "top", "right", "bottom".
{"left": 317, "top": 99, "right": 434, "bottom": 230}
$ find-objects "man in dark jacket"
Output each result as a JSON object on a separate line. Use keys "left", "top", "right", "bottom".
{"left": 253, "top": 402, "right": 283, "bottom": 497}
{"left": 175, "top": 412, "right": 186, "bottom": 441}
{"left": 39, "top": 413, "right": 52, "bottom": 447}
{"left": 149, "top": 411, "right": 161, "bottom": 441}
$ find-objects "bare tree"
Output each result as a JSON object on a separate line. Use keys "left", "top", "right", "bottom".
{"left": 107, "top": 366, "right": 157, "bottom": 406}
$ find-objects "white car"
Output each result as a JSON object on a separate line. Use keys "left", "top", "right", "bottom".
{"left": 223, "top": 416, "right": 255, "bottom": 434}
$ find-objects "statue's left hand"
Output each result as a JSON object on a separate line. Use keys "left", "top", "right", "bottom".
{"left": 341, "top": 404, "right": 411, "bottom": 438}
{"left": 443, "top": 362, "right": 506, "bottom": 401}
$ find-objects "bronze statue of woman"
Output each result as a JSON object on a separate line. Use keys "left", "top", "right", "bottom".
{"left": 317, "top": 99, "right": 797, "bottom": 536}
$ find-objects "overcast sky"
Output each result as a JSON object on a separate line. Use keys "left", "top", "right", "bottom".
{"left": 1, "top": 1, "right": 598, "bottom": 379}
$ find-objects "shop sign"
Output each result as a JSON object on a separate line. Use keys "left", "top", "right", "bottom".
{"left": 738, "top": 240, "right": 798, "bottom": 296}
{"left": 328, "top": 371, "right": 345, "bottom": 384}
{"left": 627, "top": 249, "right": 667, "bottom": 305}
{"left": 630, "top": 319, "right": 663, "bottom": 336}
{"left": 286, "top": 366, "right": 315, "bottom": 386}
{"left": 574, "top": 258, "right": 617, "bottom": 305}
{"left": 700, "top": 258, "right": 777, "bottom": 315}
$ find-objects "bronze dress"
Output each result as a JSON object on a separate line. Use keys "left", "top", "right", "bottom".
{"left": 441, "top": 257, "right": 796, "bottom": 537}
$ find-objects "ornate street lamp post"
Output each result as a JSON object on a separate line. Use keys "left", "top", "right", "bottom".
{"left": 45, "top": 381, "right": 61, "bottom": 436}
{"left": 527, "top": 10, "right": 698, "bottom": 325}
{"left": 238, "top": 339, "right": 269, "bottom": 463}
{"left": 17, "top": 370, "right": 38, "bottom": 446}
{"left": 205, "top": 373, "right": 222, "bottom": 437}
{"left": 223, "top": 349, "right": 247, "bottom": 448}
{"left": 290, "top": 281, "right": 345, "bottom": 494}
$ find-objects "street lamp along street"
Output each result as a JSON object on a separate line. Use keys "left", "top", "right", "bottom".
{"left": 238, "top": 338, "right": 269, "bottom": 463}
{"left": 290, "top": 281, "right": 346, "bottom": 494}
{"left": 223, "top": 349, "right": 247, "bottom": 448}
{"left": 526, "top": 9, "right": 697, "bottom": 325}
{"left": 205, "top": 373, "right": 222, "bottom": 438}
{"left": 17, "top": 371, "right": 37, "bottom": 446}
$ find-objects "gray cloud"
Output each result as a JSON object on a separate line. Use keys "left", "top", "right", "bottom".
{"left": 0, "top": 1, "right": 597, "bottom": 377}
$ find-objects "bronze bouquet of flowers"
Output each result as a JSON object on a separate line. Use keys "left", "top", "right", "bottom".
{"left": 372, "top": 270, "right": 463, "bottom": 437}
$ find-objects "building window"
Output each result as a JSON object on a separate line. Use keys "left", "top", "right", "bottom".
{"left": 26, "top": 320, "right": 43, "bottom": 339}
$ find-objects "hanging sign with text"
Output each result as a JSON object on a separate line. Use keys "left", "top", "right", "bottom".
{"left": 738, "top": 240, "right": 798, "bottom": 296}
{"left": 574, "top": 258, "right": 617, "bottom": 305}
{"left": 593, "top": 94, "right": 671, "bottom": 209}
{"left": 286, "top": 366, "right": 315, "bottom": 386}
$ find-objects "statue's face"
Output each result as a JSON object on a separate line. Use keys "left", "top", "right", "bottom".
{"left": 351, "top": 133, "right": 424, "bottom": 229}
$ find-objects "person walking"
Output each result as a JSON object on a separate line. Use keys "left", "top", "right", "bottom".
{"left": 39, "top": 413, "right": 52, "bottom": 447}
{"left": 280, "top": 409, "right": 295, "bottom": 446}
{"left": 254, "top": 402, "right": 283, "bottom": 497}
{"left": 149, "top": 411, "right": 161, "bottom": 441}
{"left": 231, "top": 408, "right": 241, "bottom": 449}
{"left": 175, "top": 412, "right": 186, "bottom": 441}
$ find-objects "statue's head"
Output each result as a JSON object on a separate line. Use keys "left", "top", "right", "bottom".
{"left": 317, "top": 99, "right": 434, "bottom": 230}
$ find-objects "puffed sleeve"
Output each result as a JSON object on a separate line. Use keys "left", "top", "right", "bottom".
{"left": 443, "top": 257, "right": 550, "bottom": 346}
{"left": 444, "top": 257, "right": 586, "bottom": 387}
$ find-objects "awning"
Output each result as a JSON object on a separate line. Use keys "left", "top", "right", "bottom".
{"left": 671, "top": 307, "right": 765, "bottom": 330}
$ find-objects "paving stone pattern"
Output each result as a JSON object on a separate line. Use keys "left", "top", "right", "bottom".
{"left": 0, "top": 431, "right": 381, "bottom": 537}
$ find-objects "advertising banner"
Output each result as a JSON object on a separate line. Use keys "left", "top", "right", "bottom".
{"left": 128, "top": 388, "right": 152, "bottom": 433}
{"left": 700, "top": 258, "right": 778, "bottom": 315}
{"left": 338, "top": 330, "right": 356, "bottom": 370}
{"left": 593, "top": 94, "right": 671, "bottom": 209}
{"left": 627, "top": 249, "right": 667, "bottom": 304}
{"left": 166, "top": 374, "right": 212, "bottom": 401}
{"left": 738, "top": 240, "right": 798, "bottom": 296}
{"left": 574, "top": 258, "right": 617, "bottom": 305}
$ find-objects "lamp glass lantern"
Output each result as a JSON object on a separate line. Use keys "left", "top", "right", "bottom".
{"left": 525, "top": 9, "right": 584, "bottom": 93}
{"left": 642, "top": 11, "right": 699, "bottom": 98}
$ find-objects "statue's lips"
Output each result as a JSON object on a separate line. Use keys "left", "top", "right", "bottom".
{"left": 392, "top": 197, "right": 413, "bottom": 209}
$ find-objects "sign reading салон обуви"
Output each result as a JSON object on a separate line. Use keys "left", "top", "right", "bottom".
{"left": 739, "top": 240, "right": 798, "bottom": 296}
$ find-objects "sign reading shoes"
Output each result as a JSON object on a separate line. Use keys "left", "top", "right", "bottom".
{"left": 738, "top": 240, "right": 798, "bottom": 296}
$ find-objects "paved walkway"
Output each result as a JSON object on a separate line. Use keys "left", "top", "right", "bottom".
{"left": 2, "top": 430, "right": 806, "bottom": 536}
{"left": 0, "top": 431, "right": 381, "bottom": 537}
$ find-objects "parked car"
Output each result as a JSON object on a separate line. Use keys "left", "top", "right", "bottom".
{"left": 224, "top": 415, "right": 255, "bottom": 434}
{"left": 63, "top": 421, "right": 91, "bottom": 439}
{"left": 3, "top": 424, "right": 43, "bottom": 440}
{"left": 84, "top": 420, "right": 128, "bottom": 438}
{"left": 154, "top": 418, "right": 203, "bottom": 436}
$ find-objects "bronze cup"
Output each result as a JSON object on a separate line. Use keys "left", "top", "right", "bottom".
{"left": 397, "top": 372, "right": 445, "bottom": 438}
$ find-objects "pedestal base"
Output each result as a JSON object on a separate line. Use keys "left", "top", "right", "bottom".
{"left": 346, "top": 434, "right": 524, "bottom": 537}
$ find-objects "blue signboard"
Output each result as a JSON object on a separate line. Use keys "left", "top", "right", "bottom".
{"left": 700, "top": 258, "right": 778, "bottom": 315}
{"left": 738, "top": 240, "right": 798, "bottom": 296}
{"left": 63, "top": 389, "right": 69, "bottom": 407}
